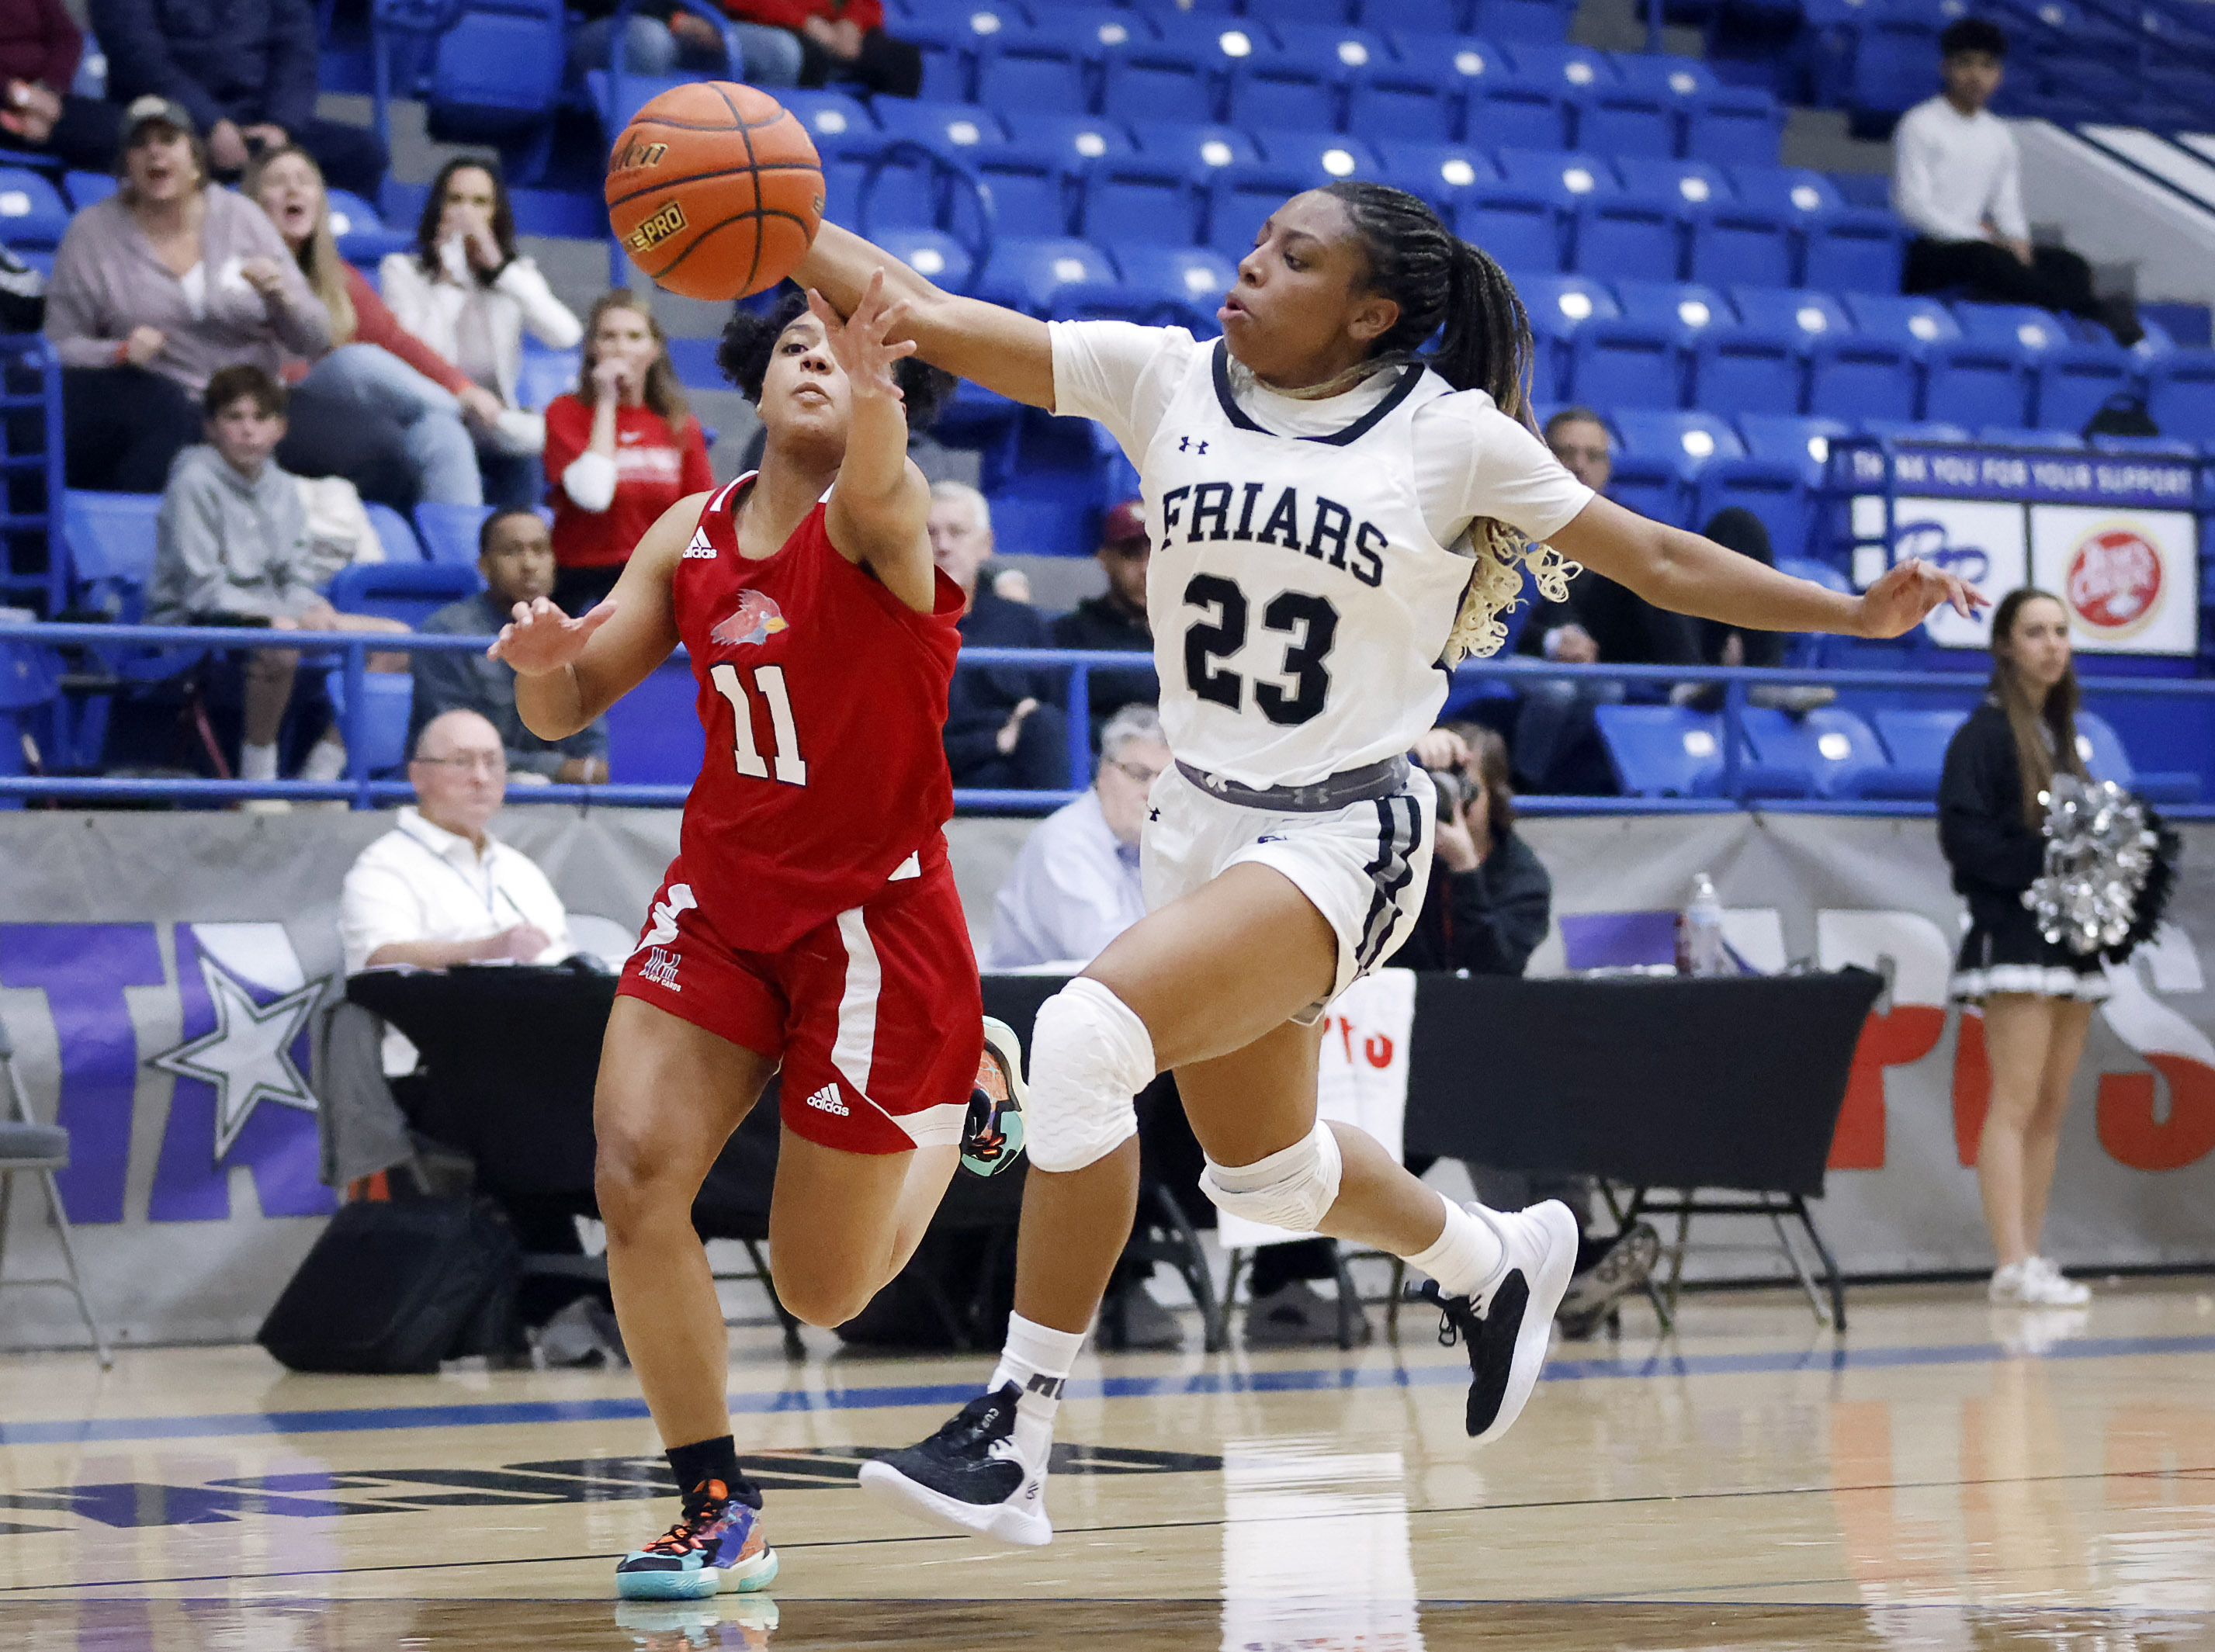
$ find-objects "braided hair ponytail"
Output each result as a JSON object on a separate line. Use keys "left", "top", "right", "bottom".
{"left": 1320, "top": 180, "right": 1577, "bottom": 662}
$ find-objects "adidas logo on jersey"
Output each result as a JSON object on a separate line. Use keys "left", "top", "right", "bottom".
{"left": 683, "top": 528, "right": 717, "bottom": 559}
{"left": 805, "top": 1083, "right": 850, "bottom": 1117}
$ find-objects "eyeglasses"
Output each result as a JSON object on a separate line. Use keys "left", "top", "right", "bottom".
{"left": 1106, "top": 759, "right": 1163, "bottom": 786}
{"left": 415, "top": 753, "right": 507, "bottom": 775}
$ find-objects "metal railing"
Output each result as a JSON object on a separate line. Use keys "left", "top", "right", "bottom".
{"left": 2, "top": 625, "right": 2213, "bottom": 817}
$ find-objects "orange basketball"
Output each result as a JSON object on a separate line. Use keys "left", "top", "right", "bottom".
{"left": 605, "top": 81, "right": 823, "bottom": 301}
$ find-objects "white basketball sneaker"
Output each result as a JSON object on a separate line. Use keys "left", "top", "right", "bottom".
{"left": 1412, "top": 1200, "right": 1580, "bottom": 1446}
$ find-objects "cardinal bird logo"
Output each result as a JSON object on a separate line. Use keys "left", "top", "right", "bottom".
{"left": 711, "top": 590, "right": 790, "bottom": 648}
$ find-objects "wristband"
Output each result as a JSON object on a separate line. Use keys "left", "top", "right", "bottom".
{"left": 113, "top": 340, "right": 130, "bottom": 366}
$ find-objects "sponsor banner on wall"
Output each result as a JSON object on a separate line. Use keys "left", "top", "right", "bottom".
{"left": 2029, "top": 505, "right": 2199, "bottom": 656}
{"left": 1839, "top": 443, "right": 2197, "bottom": 510}
{"left": 2, "top": 809, "right": 2210, "bottom": 1347}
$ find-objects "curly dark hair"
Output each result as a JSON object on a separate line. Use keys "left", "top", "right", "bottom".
{"left": 715, "top": 286, "right": 953, "bottom": 432}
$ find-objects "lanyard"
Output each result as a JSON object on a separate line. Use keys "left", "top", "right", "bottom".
{"left": 397, "top": 823, "right": 526, "bottom": 926}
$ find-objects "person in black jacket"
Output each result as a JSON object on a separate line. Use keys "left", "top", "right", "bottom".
{"left": 1049, "top": 497, "right": 1159, "bottom": 753}
{"left": 1939, "top": 587, "right": 2103, "bottom": 1308}
{"left": 930, "top": 480, "right": 1068, "bottom": 791}
{"left": 1395, "top": 725, "right": 1551, "bottom": 975}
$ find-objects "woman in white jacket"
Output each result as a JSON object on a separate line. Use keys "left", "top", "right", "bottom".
{"left": 380, "top": 157, "right": 583, "bottom": 507}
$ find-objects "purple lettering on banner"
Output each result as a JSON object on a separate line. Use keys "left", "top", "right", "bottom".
{"left": 147, "top": 925, "right": 335, "bottom": 1223}
{"left": 0, "top": 924, "right": 166, "bottom": 1224}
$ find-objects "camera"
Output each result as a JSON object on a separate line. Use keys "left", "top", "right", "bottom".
{"left": 1426, "top": 767, "right": 1468, "bottom": 816}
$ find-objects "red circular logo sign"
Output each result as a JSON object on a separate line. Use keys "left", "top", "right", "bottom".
{"left": 2065, "top": 526, "right": 2164, "bottom": 636}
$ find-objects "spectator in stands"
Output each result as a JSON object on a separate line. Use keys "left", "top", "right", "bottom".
{"left": 1894, "top": 19, "right": 2140, "bottom": 347}
{"left": 412, "top": 507, "right": 610, "bottom": 784}
{"left": 1939, "top": 587, "right": 2101, "bottom": 1307}
{"left": 542, "top": 290, "right": 713, "bottom": 616}
{"left": 719, "top": 0, "right": 922, "bottom": 98}
{"left": 1513, "top": 410, "right": 1702, "bottom": 791}
{"left": 151, "top": 364, "right": 407, "bottom": 791}
{"left": 932, "top": 480, "right": 1069, "bottom": 793}
{"left": 338, "top": 706, "right": 615, "bottom": 1361}
{"left": 380, "top": 158, "right": 584, "bottom": 511}
{"left": 249, "top": 146, "right": 495, "bottom": 511}
{"left": 569, "top": 0, "right": 804, "bottom": 85}
{"left": 0, "top": 0, "right": 118, "bottom": 172}
{"left": 91, "top": 0, "right": 387, "bottom": 199}
{"left": 1051, "top": 498, "right": 1159, "bottom": 753}
{"left": 47, "top": 96, "right": 330, "bottom": 493}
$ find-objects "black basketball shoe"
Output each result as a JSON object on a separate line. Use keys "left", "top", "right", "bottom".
{"left": 1412, "top": 1200, "right": 1579, "bottom": 1445}
{"left": 856, "top": 1380, "right": 1054, "bottom": 1546}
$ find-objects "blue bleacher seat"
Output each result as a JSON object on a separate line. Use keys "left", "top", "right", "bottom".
{"left": 1685, "top": 200, "right": 1795, "bottom": 289}
{"left": 1103, "top": 45, "right": 1219, "bottom": 125}
{"left": 1827, "top": 170, "right": 1891, "bottom": 210}
{"left": 1572, "top": 191, "right": 1683, "bottom": 282}
{"left": 1273, "top": 0, "right": 1356, "bottom": 23}
{"left": 1873, "top": 707, "right": 1966, "bottom": 795}
{"left": 1808, "top": 337, "right": 1919, "bottom": 422}
{"left": 1516, "top": 270, "right": 1619, "bottom": 338}
{"left": 2033, "top": 344, "right": 2134, "bottom": 434}
{"left": 1576, "top": 87, "right": 1675, "bottom": 159}
{"left": 322, "top": 669, "right": 416, "bottom": 775}
{"left": 1742, "top": 706, "right": 1892, "bottom": 799}
{"left": 1475, "top": 0, "right": 1575, "bottom": 44}
{"left": 1610, "top": 54, "right": 1717, "bottom": 103}
{"left": 1922, "top": 342, "right": 2032, "bottom": 429}
{"left": 1858, "top": 418, "right": 1970, "bottom": 444}
{"left": 1612, "top": 279, "right": 1733, "bottom": 346}
{"left": 1080, "top": 158, "right": 1204, "bottom": 248}
{"left": 1692, "top": 327, "right": 1804, "bottom": 417}
{"left": 1738, "top": 413, "right": 1849, "bottom": 486}
{"left": 999, "top": 113, "right": 1135, "bottom": 167}
{"left": 899, "top": 5, "right": 1021, "bottom": 102}
{"left": 1130, "top": 120, "right": 1261, "bottom": 174}
{"left": 1020, "top": 7, "right": 1156, "bottom": 60}
{"left": 777, "top": 90, "right": 876, "bottom": 144}
{"left": 61, "top": 169, "right": 114, "bottom": 211}
{"left": 1841, "top": 293, "right": 1960, "bottom": 352}
{"left": 1725, "top": 165, "right": 1842, "bottom": 221}
{"left": 874, "top": 227, "right": 979, "bottom": 293}
{"left": 0, "top": 168, "right": 71, "bottom": 251}
{"left": 326, "top": 561, "right": 481, "bottom": 629}
{"left": 1695, "top": 457, "right": 1811, "bottom": 559}
{"left": 964, "top": 146, "right": 1073, "bottom": 240}
{"left": 1728, "top": 285, "right": 1852, "bottom": 341}
{"left": 1495, "top": 146, "right": 1616, "bottom": 203}
{"left": 1569, "top": 320, "right": 1679, "bottom": 408}
{"left": 979, "top": 235, "right": 1118, "bottom": 313}
{"left": 1346, "top": 63, "right": 1465, "bottom": 146}
{"left": 1597, "top": 446, "right": 1686, "bottom": 525}
{"left": 1206, "top": 164, "right": 1315, "bottom": 257}
{"left": 1225, "top": 57, "right": 1344, "bottom": 135}
{"left": 1613, "top": 407, "right": 1743, "bottom": 475}
{"left": 872, "top": 101, "right": 1006, "bottom": 154}
{"left": 1385, "top": 0, "right": 1475, "bottom": 31}
{"left": 1802, "top": 210, "right": 1907, "bottom": 296}
{"left": 1683, "top": 88, "right": 1782, "bottom": 167}
{"left": 1374, "top": 140, "right": 1498, "bottom": 216}
{"left": 362, "top": 502, "right": 425, "bottom": 566}
{"left": 1975, "top": 428, "right": 2084, "bottom": 449}
{"left": 1250, "top": 131, "right": 1382, "bottom": 185}
{"left": 2072, "top": 709, "right": 2203, "bottom": 805}
{"left": 1110, "top": 244, "right": 1238, "bottom": 324}
{"left": 1950, "top": 302, "right": 2070, "bottom": 355}
{"left": 976, "top": 34, "right": 1091, "bottom": 113}
{"left": 421, "top": 0, "right": 565, "bottom": 182}
{"left": 1614, "top": 156, "right": 1728, "bottom": 209}
{"left": 1503, "top": 43, "right": 1616, "bottom": 96}
{"left": 1465, "top": 76, "right": 1572, "bottom": 151}
{"left": 324, "top": 189, "right": 413, "bottom": 263}
{"left": 1593, "top": 705, "right": 1725, "bottom": 796}
{"left": 2144, "top": 351, "right": 2215, "bottom": 442}
{"left": 412, "top": 502, "right": 497, "bottom": 569}
{"left": 1454, "top": 187, "right": 1562, "bottom": 269}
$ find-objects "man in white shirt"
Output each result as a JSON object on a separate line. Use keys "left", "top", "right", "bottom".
{"left": 1893, "top": 19, "right": 2140, "bottom": 346}
{"left": 986, "top": 703, "right": 1167, "bottom": 969}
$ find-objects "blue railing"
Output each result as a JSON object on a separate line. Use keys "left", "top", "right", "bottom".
{"left": 5, "top": 625, "right": 2214, "bottom": 817}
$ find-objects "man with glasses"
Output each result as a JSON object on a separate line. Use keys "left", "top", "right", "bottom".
{"left": 1049, "top": 498, "right": 1159, "bottom": 754}
{"left": 1511, "top": 410, "right": 1700, "bottom": 793}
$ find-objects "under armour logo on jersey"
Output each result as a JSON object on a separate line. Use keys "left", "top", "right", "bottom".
{"left": 1177, "top": 436, "right": 1208, "bottom": 455}
{"left": 632, "top": 882, "right": 698, "bottom": 954}
{"left": 1147, "top": 808, "right": 1160, "bottom": 823}
{"left": 683, "top": 528, "right": 717, "bottom": 559}
{"left": 805, "top": 1083, "right": 850, "bottom": 1117}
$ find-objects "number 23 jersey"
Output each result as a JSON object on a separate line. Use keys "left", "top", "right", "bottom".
{"left": 671, "top": 474, "right": 965, "bottom": 952}
{"left": 1051, "top": 321, "right": 1592, "bottom": 790}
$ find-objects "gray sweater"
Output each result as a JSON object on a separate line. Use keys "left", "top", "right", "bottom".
{"left": 45, "top": 188, "right": 330, "bottom": 395}
{"left": 149, "top": 445, "right": 319, "bottom": 624}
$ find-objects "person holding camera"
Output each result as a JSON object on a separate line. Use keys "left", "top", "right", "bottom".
{"left": 1397, "top": 726, "right": 1552, "bottom": 976}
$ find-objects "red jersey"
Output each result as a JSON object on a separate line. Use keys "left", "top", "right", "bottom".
{"left": 544, "top": 393, "right": 716, "bottom": 569}
{"left": 671, "top": 474, "right": 963, "bottom": 951}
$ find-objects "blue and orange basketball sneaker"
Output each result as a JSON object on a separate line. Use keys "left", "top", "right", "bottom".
{"left": 961, "top": 1016, "right": 1028, "bottom": 1177}
{"left": 615, "top": 1481, "right": 778, "bottom": 1601}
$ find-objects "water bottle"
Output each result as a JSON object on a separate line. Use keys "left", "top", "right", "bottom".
{"left": 1679, "top": 872, "right": 1726, "bottom": 977}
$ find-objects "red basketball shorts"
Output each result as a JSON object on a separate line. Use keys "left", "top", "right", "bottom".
{"left": 616, "top": 854, "right": 984, "bottom": 1154}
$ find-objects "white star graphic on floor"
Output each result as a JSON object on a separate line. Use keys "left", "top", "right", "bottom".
{"left": 149, "top": 956, "right": 322, "bottom": 1162}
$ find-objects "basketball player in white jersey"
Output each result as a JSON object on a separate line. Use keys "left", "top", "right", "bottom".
{"left": 790, "top": 182, "right": 1982, "bottom": 1545}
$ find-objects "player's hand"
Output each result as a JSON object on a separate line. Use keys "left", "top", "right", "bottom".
{"left": 489, "top": 596, "right": 618, "bottom": 675}
{"left": 807, "top": 271, "right": 915, "bottom": 403}
{"left": 1855, "top": 556, "right": 1987, "bottom": 639}
{"left": 1411, "top": 727, "right": 1470, "bottom": 772}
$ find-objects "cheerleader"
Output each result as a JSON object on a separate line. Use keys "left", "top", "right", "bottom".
{"left": 1939, "top": 587, "right": 2100, "bottom": 1307}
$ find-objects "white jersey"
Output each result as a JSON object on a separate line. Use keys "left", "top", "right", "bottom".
{"left": 1051, "top": 322, "right": 1592, "bottom": 788}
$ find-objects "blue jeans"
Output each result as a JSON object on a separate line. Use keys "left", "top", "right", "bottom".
{"left": 568, "top": 15, "right": 805, "bottom": 85}
{"left": 289, "top": 345, "right": 484, "bottom": 507}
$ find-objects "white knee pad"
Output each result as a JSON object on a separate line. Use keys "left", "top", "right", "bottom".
{"left": 1023, "top": 978, "right": 1154, "bottom": 1174}
{"left": 1200, "top": 1120, "right": 1343, "bottom": 1233}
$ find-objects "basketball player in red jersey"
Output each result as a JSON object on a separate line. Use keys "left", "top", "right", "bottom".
{"left": 490, "top": 272, "right": 1017, "bottom": 1602}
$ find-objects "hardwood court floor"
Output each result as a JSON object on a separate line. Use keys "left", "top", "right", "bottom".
{"left": 5, "top": 1280, "right": 2215, "bottom": 1650}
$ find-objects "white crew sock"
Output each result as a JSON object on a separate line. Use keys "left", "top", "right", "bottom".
{"left": 240, "top": 742, "right": 279, "bottom": 783}
{"left": 989, "top": 1313, "right": 1083, "bottom": 1460}
{"left": 1406, "top": 1193, "right": 1506, "bottom": 1300}
{"left": 300, "top": 737, "right": 348, "bottom": 784}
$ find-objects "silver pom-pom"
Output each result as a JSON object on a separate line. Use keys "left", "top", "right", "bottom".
{"left": 2023, "top": 774, "right": 2161, "bottom": 955}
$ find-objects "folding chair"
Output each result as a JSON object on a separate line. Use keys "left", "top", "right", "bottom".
{"left": 0, "top": 1006, "right": 113, "bottom": 1366}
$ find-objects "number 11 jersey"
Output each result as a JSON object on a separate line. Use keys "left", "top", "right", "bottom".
{"left": 672, "top": 474, "right": 965, "bottom": 953}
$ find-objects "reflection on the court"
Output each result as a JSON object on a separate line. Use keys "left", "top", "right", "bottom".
{"left": 1219, "top": 1437, "right": 1420, "bottom": 1652}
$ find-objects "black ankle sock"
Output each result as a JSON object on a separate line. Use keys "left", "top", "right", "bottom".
{"left": 666, "top": 1436, "right": 760, "bottom": 1515}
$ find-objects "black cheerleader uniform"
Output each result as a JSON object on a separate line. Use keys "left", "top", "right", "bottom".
{"left": 1937, "top": 698, "right": 2109, "bottom": 1003}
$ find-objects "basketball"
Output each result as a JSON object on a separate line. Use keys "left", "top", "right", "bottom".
{"left": 605, "top": 81, "right": 823, "bottom": 301}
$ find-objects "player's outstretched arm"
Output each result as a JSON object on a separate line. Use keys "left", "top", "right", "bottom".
{"left": 795, "top": 220, "right": 1054, "bottom": 409}
{"left": 494, "top": 497, "right": 689, "bottom": 739}
{"left": 1547, "top": 494, "right": 1988, "bottom": 639}
{"left": 810, "top": 275, "right": 938, "bottom": 613}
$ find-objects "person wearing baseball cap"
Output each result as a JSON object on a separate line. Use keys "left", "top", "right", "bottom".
{"left": 1050, "top": 498, "right": 1159, "bottom": 753}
